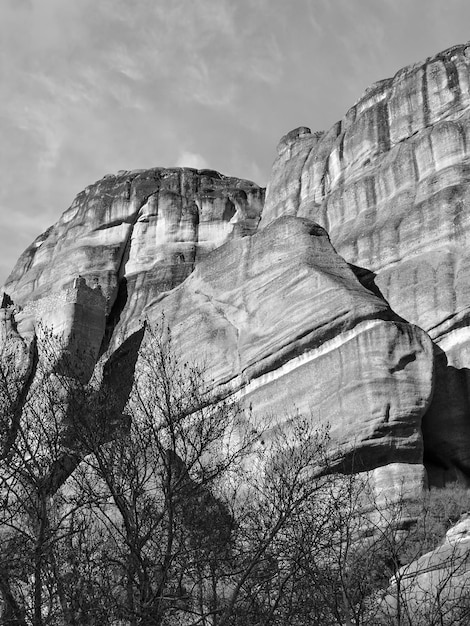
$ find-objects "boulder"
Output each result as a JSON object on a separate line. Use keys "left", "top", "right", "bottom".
{"left": 381, "top": 515, "right": 470, "bottom": 623}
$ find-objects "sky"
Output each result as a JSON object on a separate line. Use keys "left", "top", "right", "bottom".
{"left": 1, "top": 0, "right": 470, "bottom": 284}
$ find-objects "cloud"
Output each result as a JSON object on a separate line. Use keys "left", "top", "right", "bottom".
{"left": 5, "top": 0, "right": 32, "bottom": 8}
{"left": 4, "top": 0, "right": 470, "bottom": 288}
{"left": 175, "top": 151, "right": 209, "bottom": 170}
{"left": 248, "top": 34, "right": 284, "bottom": 86}
{"left": 177, "top": 57, "right": 238, "bottom": 109}
{"left": 105, "top": 45, "right": 145, "bottom": 82}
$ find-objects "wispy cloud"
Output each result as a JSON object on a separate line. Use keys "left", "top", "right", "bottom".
{"left": 3, "top": 0, "right": 470, "bottom": 287}
{"left": 178, "top": 57, "right": 238, "bottom": 109}
{"left": 105, "top": 45, "right": 145, "bottom": 82}
{"left": 175, "top": 151, "right": 209, "bottom": 170}
{"left": 249, "top": 35, "right": 284, "bottom": 86}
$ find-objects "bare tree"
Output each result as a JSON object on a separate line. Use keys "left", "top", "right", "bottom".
{"left": 70, "top": 323, "right": 256, "bottom": 625}
{"left": 375, "top": 486, "right": 470, "bottom": 626}
{"left": 0, "top": 326, "right": 99, "bottom": 625}
{"left": 3, "top": 318, "right": 470, "bottom": 626}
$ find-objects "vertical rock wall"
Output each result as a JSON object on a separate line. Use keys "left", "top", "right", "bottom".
{"left": 142, "top": 216, "right": 434, "bottom": 501}
{"left": 4, "top": 168, "right": 265, "bottom": 353}
{"left": 261, "top": 43, "right": 470, "bottom": 483}
{"left": 1, "top": 168, "right": 264, "bottom": 488}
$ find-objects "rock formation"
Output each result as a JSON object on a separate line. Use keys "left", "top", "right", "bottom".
{"left": 0, "top": 168, "right": 265, "bottom": 488}
{"left": 0, "top": 275, "right": 143, "bottom": 491}
{"left": 380, "top": 516, "right": 470, "bottom": 621}
{"left": 0, "top": 295, "right": 35, "bottom": 458}
{"left": 5, "top": 168, "right": 264, "bottom": 354}
{"left": 2, "top": 197, "right": 435, "bottom": 502}
{"left": 260, "top": 43, "right": 470, "bottom": 485}
{"left": 144, "top": 216, "right": 433, "bottom": 494}
{"left": 6, "top": 44, "right": 470, "bottom": 497}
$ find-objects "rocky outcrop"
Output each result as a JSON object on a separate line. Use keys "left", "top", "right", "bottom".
{"left": 18, "top": 276, "right": 107, "bottom": 382}
{"left": 0, "top": 158, "right": 437, "bottom": 500}
{"left": 261, "top": 43, "right": 470, "bottom": 483}
{"left": 0, "top": 295, "right": 35, "bottom": 457}
{"left": 0, "top": 275, "right": 143, "bottom": 490}
{"left": 143, "top": 216, "right": 434, "bottom": 489}
{"left": 4, "top": 168, "right": 265, "bottom": 354}
{"left": 381, "top": 516, "right": 470, "bottom": 622}
{"left": 0, "top": 167, "right": 264, "bottom": 487}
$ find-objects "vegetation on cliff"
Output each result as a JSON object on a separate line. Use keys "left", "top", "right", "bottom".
{"left": 0, "top": 326, "right": 469, "bottom": 625}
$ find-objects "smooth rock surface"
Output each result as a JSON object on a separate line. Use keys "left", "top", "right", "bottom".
{"left": 381, "top": 516, "right": 470, "bottom": 622}
{"left": 0, "top": 167, "right": 263, "bottom": 488}
{"left": 261, "top": 43, "right": 470, "bottom": 482}
{"left": 143, "top": 216, "right": 434, "bottom": 481}
{"left": 4, "top": 168, "right": 265, "bottom": 354}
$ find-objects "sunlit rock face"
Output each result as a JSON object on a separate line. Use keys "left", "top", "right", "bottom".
{"left": 381, "top": 516, "right": 470, "bottom": 621}
{"left": 261, "top": 43, "right": 470, "bottom": 483}
{"left": 144, "top": 216, "right": 434, "bottom": 487}
{"left": 0, "top": 278, "right": 135, "bottom": 485}
{"left": 0, "top": 168, "right": 263, "bottom": 489}
{"left": 16, "top": 277, "right": 107, "bottom": 382}
{"left": 1, "top": 161, "right": 434, "bottom": 501}
{"left": 4, "top": 168, "right": 265, "bottom": 353}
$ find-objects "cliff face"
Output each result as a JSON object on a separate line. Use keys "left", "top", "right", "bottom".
{"left": 261, "top": 43, "right": 470, "bottom": 484}
{"left": 5, "top": 168, "right": 264, "bottom": 354}
{"left": 1, "top": 194, "right": 434, "bottom": 503}
{"left": 6, "top": 44, "right": 470, "bottom": 496}
{"left": 144, "top": 216, "right": 433, "bottom": 496}
{"left": 0, "top": 168, "right": 264, "bottom": 489}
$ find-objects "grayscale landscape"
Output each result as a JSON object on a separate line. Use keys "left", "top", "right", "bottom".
{"left": 2, "top": 2, "right": 470, "bottom": 624}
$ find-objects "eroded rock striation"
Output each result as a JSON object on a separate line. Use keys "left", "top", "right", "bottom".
{"left": 1, "top": 165, "right": 435, "bottom": 500}
{"left": 143, "top": 216, "right": 434, "bottom": 491}
{"left": 8, "top": 44, "right": 470, "bottom": 495}
{"left": 0, "top": 168, "right": 265, "bottom": 486}
{"left": 261, "top": 43, "right": 470, "bottom": 483}
{"left": 5, "top": 168, "right": 264, "bottom": 354}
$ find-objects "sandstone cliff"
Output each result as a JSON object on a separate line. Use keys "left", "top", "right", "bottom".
{"left": 5, "top": 168, "right": 264, "bottom": 355}
{"left": 261, "top": 43, "right": 470, "bottom": 484}
{"left": 143, "top": 216, "right": 433, "bottom": 491}
{"left": 1, "top": 191, "right": 434, "bottom": 503}
{"left": 0, "top": 168, "right": 264, "bottom": 488}
{"left": 7, "top": 45, "right": 470, "bottom": 496}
